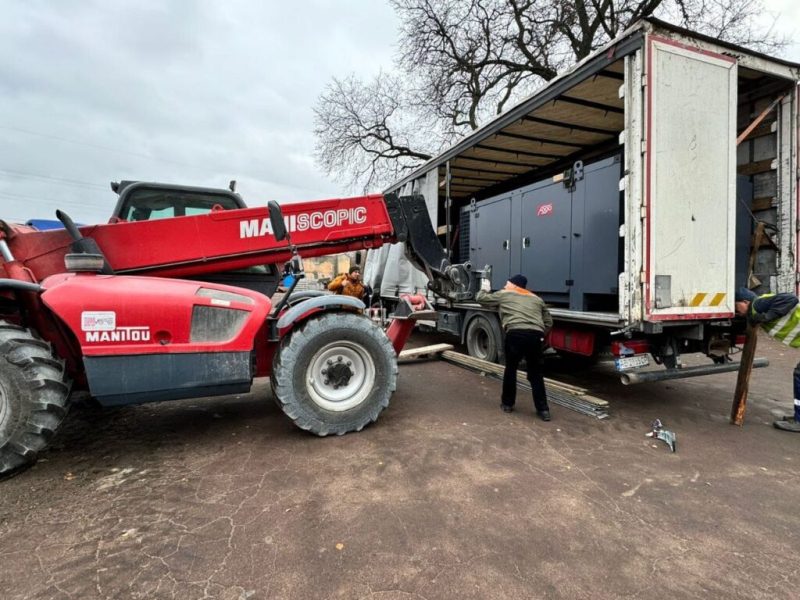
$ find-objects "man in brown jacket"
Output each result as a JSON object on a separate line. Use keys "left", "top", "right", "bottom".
{"left": 476, "top": 273, "right": 553, "bottom": 420}
{"left": 328, "top": 266, "right": 367, "bottom": 301}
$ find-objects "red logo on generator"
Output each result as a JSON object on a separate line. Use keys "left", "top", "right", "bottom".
{"left": 536, "top": 203, "right": 553, "bottom": 217}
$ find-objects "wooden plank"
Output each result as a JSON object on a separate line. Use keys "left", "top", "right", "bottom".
{"left": 440, "top": 350, "right": 607, "bottom": 405}
{"left": 731, "top": 323, "right": 758, "bottom": 426}
{"left": 567, "top": 75, "right": 625, "bottom": 104}
{"left": 523, "top": 112, "right": 621, "bottom": 136}
{"left": 399, "top": 343, "right": 454, "bottom": 361}
{"left": 737, "top": 159, "right": 774, "bottom": 177}
{"left": 738, "top": 120, "right": 776, "bottom": 142}
{"left": 458, "top": 153, "right": 541, "bottom": 169}
{"left": 493, "top": 130, "right": 588, "bottom": 149}
{"left": 473, "top": 143, "right": 563, "bottom": 160}
{"left": 531, "top": 102, "right": 624, "bottom": 131}
{"left": 736, "top": 95, "right": 784, "bottom": 145}
{"left": 440, "top": 351, "right": 609, "bottom": 418}
{"left": 504, "top": 122, "right": 607, "bottom": 147}
{"left": 751, "top": 196, "right": 775, "bottom": 211}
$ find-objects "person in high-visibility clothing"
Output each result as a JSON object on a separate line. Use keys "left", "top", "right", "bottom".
{"left": 735, "top": 287, "right": 800, "bottom": 432}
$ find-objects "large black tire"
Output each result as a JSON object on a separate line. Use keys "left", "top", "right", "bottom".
{"left": 271, "top": 312, "right": 397, "bottom": 436}
{"left": 0, "top": 321, "right": 70, "bottom": 477}
{"left": 465, "top": 313, "right": 503, "bottom": 363}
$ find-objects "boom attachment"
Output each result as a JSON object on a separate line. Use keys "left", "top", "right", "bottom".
{"left": 385, "top": 194, "right": 480, "bottom": 302}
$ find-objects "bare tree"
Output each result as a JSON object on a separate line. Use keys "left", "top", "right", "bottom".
{"left": 315, "top": 0, "right": 787, "bottom": 191}
{"left": 314, "top": 73, "right": 435, "bottom": 190}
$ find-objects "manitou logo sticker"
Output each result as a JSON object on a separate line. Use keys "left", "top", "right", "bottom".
{"left": 536, "top": 203, "right": 554, "bottom": 217}
{"left": 239, "top": 207, "right": 368, "bottom": 239}
{"left": 81, "top": 311, "right": 151, "bottom": 343}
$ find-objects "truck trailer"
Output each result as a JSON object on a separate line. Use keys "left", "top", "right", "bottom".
{"left": 366, "top": 18, "right": 800, "bottom": 379}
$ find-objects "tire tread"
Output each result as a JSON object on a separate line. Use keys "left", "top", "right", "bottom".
{"left": 271, "top": 313, "right": 396, "bottom": 436}
{"left": 0, "top": 320, "right": 71, "bottom": 476}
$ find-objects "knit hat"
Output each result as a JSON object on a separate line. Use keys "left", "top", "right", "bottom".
{"left": 508, "top": 274, "right": 527, "bottom": 288}
{"left": 349, "top": 265, "right": 361, "bottom": 274}
{"left": 735, "top": 287, "right": 757, "bottom": 302}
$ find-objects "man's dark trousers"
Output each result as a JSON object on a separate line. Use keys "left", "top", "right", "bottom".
{"left": 502, "top": 329, "right": 549, "bottom": 412}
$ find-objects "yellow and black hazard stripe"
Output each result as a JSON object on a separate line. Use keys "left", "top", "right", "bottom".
{"left": 688, "top": 292, "right": 727, "bottom": 307}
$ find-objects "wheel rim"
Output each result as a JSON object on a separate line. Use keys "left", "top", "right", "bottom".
{"left": 469, "top": 322, "right": 491, "bottom": 359}
{"left": 475, "top": 327, "right": 490, "bottom": 358}
{"left": 306, "top": 341, "right": 376, "bottom": 412}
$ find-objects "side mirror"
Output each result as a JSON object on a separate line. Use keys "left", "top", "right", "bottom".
{"left": 354, "top": 251, "right": 363, "bottom": 267}
{"left": 267, "top": 201, "right": 287, "bottom": 241}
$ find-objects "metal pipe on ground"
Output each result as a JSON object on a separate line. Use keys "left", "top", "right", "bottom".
{"left": 620, "top": 358, "right": 769, "bottom": 385}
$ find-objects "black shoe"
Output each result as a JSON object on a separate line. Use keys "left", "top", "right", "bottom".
{"left": 501, "top": 404, "right": 514, "bottom": 413}
{"left": 774, "top": 418, "right": 800, "bottom": 432}
{"left": 537, "top": 410, "right": 551, "bottom": 422}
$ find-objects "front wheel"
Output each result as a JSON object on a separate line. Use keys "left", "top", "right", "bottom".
{"left": 270, "top": 312, "right": 397, "bottom": 435}
{"left": 1, "top": 321, "right": 70, "bottom": 477}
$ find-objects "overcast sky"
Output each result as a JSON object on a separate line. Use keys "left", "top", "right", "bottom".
{"left": 0, "top": 0, "right": 797, "bottom": 225}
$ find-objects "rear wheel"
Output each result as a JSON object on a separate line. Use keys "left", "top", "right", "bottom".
{"left": 271, "top": 312, "right": 396, "bottom": 435}
{"left": 0, "top": 321, "right": 70, "bottom": 477}
{"left": 465, "top": 313, "right": 503, "bottom": 363}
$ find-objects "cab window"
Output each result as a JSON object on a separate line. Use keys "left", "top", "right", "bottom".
{"left": 121, "top": 189, "right": 241, "bottom": 222}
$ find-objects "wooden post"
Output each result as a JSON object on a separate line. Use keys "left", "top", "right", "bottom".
{"left": 731, "top": 322, "right": 758, "bottom": 425}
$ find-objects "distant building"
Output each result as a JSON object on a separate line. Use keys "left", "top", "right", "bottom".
{"left": 299, "top": 253, "right": 356, "bottom": 289}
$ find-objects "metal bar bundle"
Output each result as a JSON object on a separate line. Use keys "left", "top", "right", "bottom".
{"left": 439, "top": 350, "right": 608, "bottom": 419}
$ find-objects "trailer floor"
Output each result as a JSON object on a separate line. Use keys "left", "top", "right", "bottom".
{"left": 1, "top": 335, "right": 798, "bottom": 599}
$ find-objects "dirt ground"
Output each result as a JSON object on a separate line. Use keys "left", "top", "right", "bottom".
{"left": 1, "top": 333, "right": 798, "bottom": 600}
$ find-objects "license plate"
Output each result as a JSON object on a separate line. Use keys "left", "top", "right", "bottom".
{"left": 615, "top": 354, "right": 650, "bottom": 371}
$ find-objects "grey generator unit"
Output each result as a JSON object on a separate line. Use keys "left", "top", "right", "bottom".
{"left": 465, "top": 154, "right": 622, "bottom": 311}
{"left": 464, "top": 157, "right": 754, "bottom": 312}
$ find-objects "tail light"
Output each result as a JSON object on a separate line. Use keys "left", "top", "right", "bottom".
{"left": 611, "top": 339, "right": 650, "bottom": 356}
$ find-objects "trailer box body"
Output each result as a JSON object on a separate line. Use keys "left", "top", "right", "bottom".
{"left": 370, "top": 18, "right": 799, "bottom": 368}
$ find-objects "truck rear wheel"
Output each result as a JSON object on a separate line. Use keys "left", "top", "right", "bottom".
{"left": 271, "top": 312, "right": 397, "bottom": 435}
{"left": 466, "top": 313, "right": 503, "bottom": 363}
{"left": 0, "top": 321, "right": 70, "bottom": 477}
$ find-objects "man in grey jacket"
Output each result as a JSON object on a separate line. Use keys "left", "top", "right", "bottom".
{"left": 476, "top": 274, "right": 553, "bottom": 420}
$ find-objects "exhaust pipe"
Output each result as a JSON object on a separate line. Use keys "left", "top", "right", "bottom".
{"left": 620, "top": 358, "right": 769, "bottom": 385}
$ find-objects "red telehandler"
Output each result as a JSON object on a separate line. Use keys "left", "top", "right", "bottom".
{"left": 0, "top": 192, "right": 479, "bottom": 476}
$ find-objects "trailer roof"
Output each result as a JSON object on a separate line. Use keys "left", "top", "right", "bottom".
{"left": 386, "top": 18, "right": 799, "bottom": 199}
